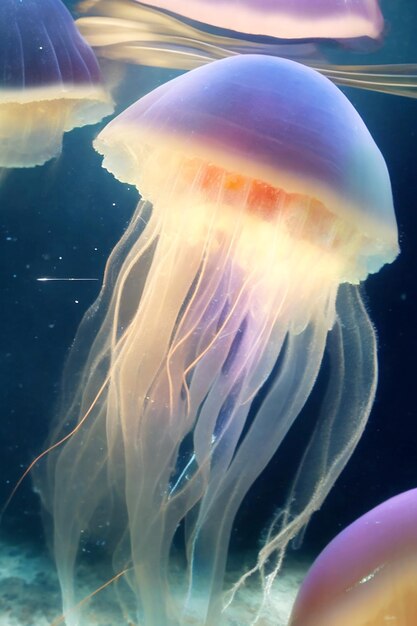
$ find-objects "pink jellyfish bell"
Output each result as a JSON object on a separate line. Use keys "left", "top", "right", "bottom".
{"left": 36, "top": 55, "right": 398, "bottom": 625}
{"left": 289, "top": 489, "right": 417, "bottom": 626}
{"left": 0, "top": 0, "right": 113, "bottom": 168}
{"left": 136, "top": 0, "right": 384, "bottom": 40}
{"left": 76, "top": 0, "right": 417, "bottom": 99}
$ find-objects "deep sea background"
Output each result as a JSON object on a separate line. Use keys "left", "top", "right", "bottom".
{"left": 0, "top": 0, "right": 416, "bottom": 621}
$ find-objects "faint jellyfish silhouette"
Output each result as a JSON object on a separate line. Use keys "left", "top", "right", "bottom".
{"left": 289, "top": 489, "right": 417, "bottom": 626}
{"left": 75, "top": 0, "right": 417, "bottom": 98}
{"left": 36, "top": 55, "right": 398, "bottom": 625}
{"left": 0, "top": 0, "right": 113, "bottom": 168}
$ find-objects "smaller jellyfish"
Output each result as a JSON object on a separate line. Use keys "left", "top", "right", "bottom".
{"left": 76, "top": 0, "right": 417, "bottom": 99}
{"left": 133, "top": 0, "right": 384, "bottom": 40}
{"left": 76, "top": 0, "right": 302, "bottom": 72}
{"left": 289, "top": 489, "right": 417, "bottom": 626}
{"left": 0, "top": 0, "right": 113, "bottom": 168}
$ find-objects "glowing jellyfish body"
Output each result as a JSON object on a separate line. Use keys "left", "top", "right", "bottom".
{"left": 38, "top": 55, "right": 398, "bottom": 626}
{"left": 137, "top": 0, "right": 384, "bottom": 40}
{"left": 0, "top": 0, "right": 113, "bottom": 168}
{"left": 289, "top": 489, "right": 417, "bottom": 626}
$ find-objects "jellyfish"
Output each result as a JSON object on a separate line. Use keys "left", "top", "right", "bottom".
{"left": 0, "top": 0, "right": 113, "bottom": 168}
{"left": 75, "top": 0, "right": 417, "bottom": 99}
{"left": 289, "top": 488, "right": 417, "bottom": 626}
{"left": 115, "top": 0, "right": 385, "bottom": 40}
{"left": 75, "top": 0, "right": 319, "bottom": 72}
{"left": 36, "top": 55, "right": 398, "bottom": 625}
{"left": 77, "top": 0, "right": 384, "bottom": 41}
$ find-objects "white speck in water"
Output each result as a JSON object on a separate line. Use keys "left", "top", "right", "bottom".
{"left": 36, "top": 277, "right": 98, "bottom": 282}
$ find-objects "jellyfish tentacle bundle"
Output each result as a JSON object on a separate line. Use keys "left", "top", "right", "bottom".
{"left": 252, "top": 283, "right": 378, "bottom": 595}
{"left": 35, "top": 55, "right": 398, "bottom": 625}
{"left": 0, "top": 0, "right": 113, "bottom": 168}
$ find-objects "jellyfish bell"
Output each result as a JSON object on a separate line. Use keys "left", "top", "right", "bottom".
{"left": 36, "top": 55, "right": 398, "bottom": 625}
{"left": 96, "top": 54, "right": 397, "bottom": 284}
{"left": 0, "top": 0, "right": 113, "bottom": 168}
{"left": 135, "top": 0, "right": 385, "bottom": 40}
{"left": 78, "top": 0, "right": 385, "bottom": 42}
{"left": 289, "top": 488, "right": 417, "bottom": 626}
{"left": 76, "top": 0, "right": 417, "bottom": 99}
{"left": 75, "top": 0, "right": 315, "bottom": 73}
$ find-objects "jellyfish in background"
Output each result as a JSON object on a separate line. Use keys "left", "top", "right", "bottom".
{"left": 36, "top": 55, "right": 398, "bottom": 625}
{"left": 121, "top": 0, "right": 385, "bottom": 40}
{"left": 289, "top": 489, "right": 417, "bottom": 626}
{"left": 77, "top": 0, "right": 384, "bottom": 42}
{"left": 0, "top": 0, "right": 113, "bottom": 168}
{"left": 76, "top": 0, "right": 319, "bottom": 72}
{"left": 75, "top": 0, "right": 417, "bottom": 98}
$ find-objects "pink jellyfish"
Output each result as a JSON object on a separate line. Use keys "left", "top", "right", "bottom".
{"left": 289, "top": 489, "right": 417, "bottom": 626}
{"left": 128, "top": 0, "right": 384, "bottom": 40}
{"left": 75, "top": 0, "right": 417, "bottom": 98}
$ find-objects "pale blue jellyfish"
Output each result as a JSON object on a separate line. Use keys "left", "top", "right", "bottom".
{"left": 36, "top": 55, "right": 398, "bottom": 625}
{"left": 0, "top": 0, "right": 113, "bottom": 168}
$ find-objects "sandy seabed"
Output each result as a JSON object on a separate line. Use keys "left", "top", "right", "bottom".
{"left": 0, "top": 536, "right": 307, "bottom": 626}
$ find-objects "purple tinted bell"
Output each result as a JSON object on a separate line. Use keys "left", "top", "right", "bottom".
{"left": 289, "top": 489, "right": 417, "bottom": 626}
{"left": 0, "top": 0, "right": 113, "bottom": 167}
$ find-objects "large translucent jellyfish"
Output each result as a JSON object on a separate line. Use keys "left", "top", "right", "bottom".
{"left": 0, "top": 0, "right": 113, "bottom": 168}
{"left": 289, "top": 489, "right": 417, "bottom": 626}
{"left": 76, "top": 0, "right": 417, "bottom": 98}
{"left": 36, "top": 55, "right": 398, "bottom": 625}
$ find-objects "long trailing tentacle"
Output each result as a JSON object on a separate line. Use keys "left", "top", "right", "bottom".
{"left": 225, "top": 284, "right": 377, "bottom": 624}
{"left": 311, "top": 63, "right": 417, "bottom": 98}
